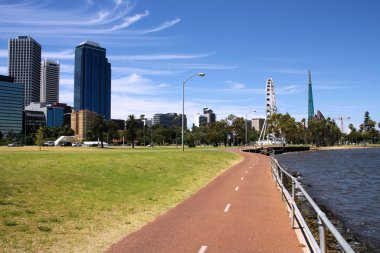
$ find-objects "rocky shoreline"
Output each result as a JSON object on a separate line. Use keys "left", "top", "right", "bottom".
{"left": 285, "top": 171, "right": 377, "bottom": 253}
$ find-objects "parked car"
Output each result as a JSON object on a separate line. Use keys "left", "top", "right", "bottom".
{"left": 42, "top": 141, "right": 55, "bottom": 146}
{"left": 8, "top": 142, "right": 23, "bottom": 147}
{"left": 72, "top": 142, "right": 82, "bottom": 147}
{"left": 60, "top": 141, "right": 72, "bottom": 147}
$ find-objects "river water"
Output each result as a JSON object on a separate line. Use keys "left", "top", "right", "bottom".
{"left": 277, "top": 148, "right": 380, "bottom": 251}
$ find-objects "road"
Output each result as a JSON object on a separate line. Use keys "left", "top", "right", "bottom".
{"left": 106, "top": 150, "right": 302, "bottom": 253}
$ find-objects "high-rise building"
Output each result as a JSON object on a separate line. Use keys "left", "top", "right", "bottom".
{"left": 74, "top": 41, "right": 111, "bottom": 119}
{"left": 251, "top": 118, "right": 265, "bottom": 132}
{"left": 153, "top": 113, "right": 185, "bottom": 128}
{"left": 8, "top": 36, "right": 41, "bottom": 107}
{"left": 194, "top": 108, "right": 216, "bottom": 127}
{"left": 0, "top": 75, "right": 24, "bottom": 135}
{"left": 203, "top": 108, "right": 216, "bottom": 124}
{"left": 308, "top": 70, "right": 315, "bottom": 120}
{"left": 71, "top": 110, "right": 97, "bottom": 141}
{"left": 194, "top": 113, "right": 207, "bottom": 127}
{"left": 24, "top": 102, "right": 64, "bottom": 128}
{"left": 41, "top": 59, "right": 60, "bottom": 104}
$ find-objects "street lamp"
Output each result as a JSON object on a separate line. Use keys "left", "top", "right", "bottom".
{"left": 182, "top": 73, "right": 205, "bottom": 151}
{"left": 245, "top": 110, "right": 256, "bottom": 146}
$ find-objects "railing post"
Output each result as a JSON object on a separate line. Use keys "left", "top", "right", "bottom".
{"left": 318, "top": 215, "right": 327, "bottom": 253}
{"left": 291, "top": 180, "right": 295, "bottom": 228}
{"left": 280, "top": 170, "right": 284, "bottom": 200}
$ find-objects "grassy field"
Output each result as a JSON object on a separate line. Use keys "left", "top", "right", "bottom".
{"left": 0, "top": 146, "right": 240, "bottom": 252}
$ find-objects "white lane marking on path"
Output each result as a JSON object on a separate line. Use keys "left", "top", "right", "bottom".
{"left": 198, "top": 245, "right": 208, "bottom": 253}
{"left": 235, "top": 186, "right": 239, "bottom": 191}
{"left": 224, "top": 204, "right": 231, "bottom": 213}
{"left": 241, "top": 177, "right": 244, "bottom": 181}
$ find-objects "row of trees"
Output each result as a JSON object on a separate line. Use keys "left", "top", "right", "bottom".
{"left": 96, "top": 111, "right": 378, "bottom": 148}
{"left": 2, "top": 111, "right": 378, "bottom": 148}
{"left": 87, "top": 114, "right": 259, "bottom": 148}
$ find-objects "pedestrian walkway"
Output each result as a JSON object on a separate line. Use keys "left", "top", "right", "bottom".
{"left": 107, "top": 150, "right": 302, "bottom": 253}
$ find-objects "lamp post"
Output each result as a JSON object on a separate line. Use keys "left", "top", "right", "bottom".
{"left": 245, "top": 110, "right": 256, "bottom": 146}
{"left": 182, "top": 73, "right": 205, "bottom": 151}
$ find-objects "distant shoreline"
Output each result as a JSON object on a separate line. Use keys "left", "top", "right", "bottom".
{"left": 314, "top": 145, "right": 380, "bottom": 151}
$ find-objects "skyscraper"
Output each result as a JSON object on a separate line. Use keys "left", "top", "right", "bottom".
{"left": 74, "top": 41, "right": 111, "bottom": 119}
{"left": 0, "top": 75, "right": 24, "bottom": 135}
{"left": 40, "top": 59, "right": 60, "bottom": 104}
{"left": 308, "top": 70, "right": 315, "bottom": 120}
{"left": 8, "top": 36, "right": 42, "bottom": 107}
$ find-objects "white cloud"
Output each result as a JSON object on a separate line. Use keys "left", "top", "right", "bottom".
{"left": 111, "top": 94, "right": 181, "bottom": 119}
{"left": 60, "top": 78, "right": 74, "bottom": 88}
{"left": 158, "top": 83, "right": 170, "bottom": 88}
{"left": 0, "top": 65, "right": 8, "bottom": 75}
{"left": 0, "top": 49, "right": 7, "bottom": 58}
{"left": 112, "top": 73, "right": 171, "bottom": 95}
{"left": 60, "top": 64, "right": 74, "bottom": 74}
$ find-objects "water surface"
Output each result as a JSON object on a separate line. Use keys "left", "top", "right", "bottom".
{"left": 277, "top": 148, "right": 380, "bottom": 250}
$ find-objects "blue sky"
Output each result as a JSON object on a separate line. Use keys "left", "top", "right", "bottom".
{"left": 0, "top": 0, "right": 379, "bottom": 131}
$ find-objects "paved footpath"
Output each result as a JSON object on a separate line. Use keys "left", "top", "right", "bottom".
{"left": 107, "top": 150, "right": 302, "bottom": 253}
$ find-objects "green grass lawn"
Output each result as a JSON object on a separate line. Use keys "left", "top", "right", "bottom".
{"left": 0, "top": 146, "right": 240, "bottom": 252}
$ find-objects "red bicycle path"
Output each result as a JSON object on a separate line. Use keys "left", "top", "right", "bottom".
{"left": 106, "top": 150, "right": 302, "bottom": 253}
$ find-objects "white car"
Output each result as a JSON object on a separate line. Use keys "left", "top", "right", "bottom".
{"left": 72, "top": 142, "right": 82, "bottom": 147}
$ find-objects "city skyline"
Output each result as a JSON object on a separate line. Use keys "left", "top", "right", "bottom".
{"left": 0, "top": 0, "right": 379, "bottom": 130}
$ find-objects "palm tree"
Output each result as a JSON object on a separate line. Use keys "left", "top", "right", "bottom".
{"left": 92, "top": 115, "right": 108, "bottom": 148}
{"left": 126, "top": 114, "right": 137, "bottom": 148}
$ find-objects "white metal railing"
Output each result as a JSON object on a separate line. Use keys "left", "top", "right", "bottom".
{"left": 269, "top": 153, "right": 355, "bottom": 253}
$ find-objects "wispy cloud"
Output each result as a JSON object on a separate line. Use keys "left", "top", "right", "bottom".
{"left": 109, "top": 53, "right": 213, "bottom": 61}
{"left": 225, "top": 80, "right": 246, "bottom": 89}
{"left": 314, "top": 85, "right": 349, "bottom": 90}
{"left": 42, "top": 50, "right": 74, "bottom": 60}
{"left": 135, "top": 18, "right": 181, "bottom": 34}
{"left": 112, "top": 66, "right": 177, "bottom": 76}
{"left": 256, "top": 68, "right": 307, "bottom": 75}
{"left": 0, "top": 1, "right": 179, "bottom": 36}
{"left": 109, "top": 10, "right": 149, "bottom": 32}
{"left": 276, "top": 85, "right": 300, "bottom": 94}
{"left": 166, "top": 63, "right": 238, "bottom": 70}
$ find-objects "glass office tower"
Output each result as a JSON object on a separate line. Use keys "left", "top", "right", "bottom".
{"left": 74, "top": 41, "right": 111, "bottom": 119}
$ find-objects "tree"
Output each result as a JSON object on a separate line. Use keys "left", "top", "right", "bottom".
{"left": 35, "top": 127, "right": 45, "bottom": 151}
{"left": 91, "top": 115, "right": 108, "bottom": 148}
{"left": 5, "top": 131, "right": 16, "bottom": 143}
{"left": 126, "top": 114, "right": 137, "bottom": 148}
{"left": 0, "top": 130, "right": 3, "bottom": 140}
{"left": 359, "top": 111, "right": 377, "bottom": 143}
